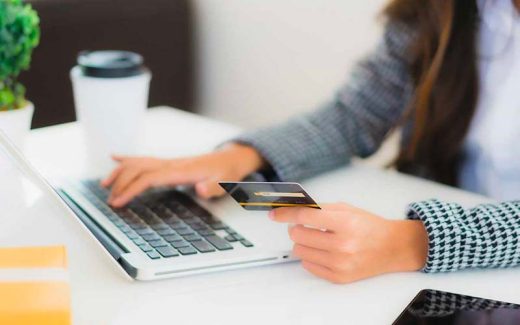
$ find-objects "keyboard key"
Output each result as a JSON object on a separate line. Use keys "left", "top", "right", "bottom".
{"left": 226, "top": 228, "right": 237, "bottom": 235}
{"left": 210, "top": 221, "right": 228, "bottom": 230}
{"left": 183, "top": 234, "right": 202, "bottom": 242}
{"left": 106, "top": 214, "right": 119, "bottom": 222}
{"left": 130, "top": 223, "right": 148, "bottom": 230}
{"left": 183, "top": 217, "right": 202, "bottom": 225}
{"left": 165, "top": 218, "right": 182, "bottom": 226}
{"left": 124, "top": 216, "right": 141, "bottom": 224}
{"left": 170, "top": 223, "right": 188, "bottom": 230}
{"left": 182, "top": 199, "right": 213, "bottom": 218}
{"left": 132, "top": 237, "right": 146, "bottom": 246}
{"left": 240, "top": 240, "right": 254, "bottom": 247}
{"left": 190, "top": 222, "right": 208, "bottom": 230}
{"left": 192, "top": 240, "right": 216, "bottom": 253}
{"left": 175, "top": 208, "right": 194, "bottom": 219}
{"left": 138, "top": 243, "right": 154, "bottom": 252}
{"left": 233, "top": 234, "right": 244, "bottom": 241}
{"left": 126, "top": 231, "right": 140, "bottom": 240}
{"left": 136, "top": 227, "right": 155, "bottom": 236}
{"left": 177, "top": 228, "right": 195, "bottom": 236}
{"left": 118, "top": 225, "right": 133, "bottom": 233}
{"left": 199, "top": 215, "right": 218, "bottom": 224}
{"left": 178, "top": 246, "right": 198, "bottom": 255}
{"left": 148, "top": 239, "right": 169, "bottom": 248}
{"left": 142, "top": 233, "right": 161, "bottom": 241}
{"left": 129, "top": 203, "right": 147, "bottom": 214}
{"left": 170, "top": 240, "right": 191, "bottom": 248}
{"left": 146, "top": 219, "right": 165, "bottom": 227}
{"left": 225, "top": 235, "right": 237, "bottom": 242}
{"left": 116, "top": 209, "right": 134, "bottom": 220}
{"left": 156, "top": 246, "right": 180, "bottom": 258}
{"left": 146, "top": 250, "right": 161, "bottom": 259}
{"left": 152, "top": 223, "right": 171, "bottom": 231}
{"left": 197, "top": 228, "right": 216, "bottom": 237}
{"left": 164, "top": 201, "right": 183, "bottom": 210}
{"left": 157, "top": 228, "right": 176, "bottom": 236}
{"left": 113, "top": 220, "right": 126, "bottom": 227}
{"left": 205, "top": 235, "right": 233, "bottom": 250}
{"left": 150, "top": 207, "right": 166, "bottom": 218}
{"left": 163, "top": 234, "right": 183, "bottom": 242}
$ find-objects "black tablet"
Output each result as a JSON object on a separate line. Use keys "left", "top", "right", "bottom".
{"left": 392, "top": 289, "right": 520, "bottom": 325}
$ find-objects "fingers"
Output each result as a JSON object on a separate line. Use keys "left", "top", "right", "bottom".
{"left": 288, "top": 225, "right": 336, "bottom": 251}
{"left": 293, "top": 244, "right": 333, "bottom": 267}
{"left": 319, "top": 203, "right": 354, "bottom": 211}
{"left": 109, "top": 167, "right": 142, "bottom": 201}
{"left": 110, "top": 172, "right": 159, "bottom": 207}
{"left": 101, "top": 166, "right": 123, "bottom": 187}
{"left": 269, "top": 207, "right": 340, "bottom": 231}
{"left": 111, "top": 155, "right": 130, "bottom": 162}
{"left": 194, "top": 179, "right": 226, "bottom": 199}
{"left": 300, "top": 261, "right": 343, "bottom": 283}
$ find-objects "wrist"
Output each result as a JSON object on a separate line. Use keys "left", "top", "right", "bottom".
{"left": 220, "top": 143, "right": 265, "bottom": 177}
{"left": 388, "top": 220, "right": 428, "bottom": 272}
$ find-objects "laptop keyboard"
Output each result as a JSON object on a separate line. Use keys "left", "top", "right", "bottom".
{"left": 81, "top": 180, "right": 253, "bottom": 260}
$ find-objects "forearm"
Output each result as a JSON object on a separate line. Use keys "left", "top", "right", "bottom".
{"left": 233, "top": 103, "right": 354, "bottom": 181}
{"left": 217, "top": 143, "right": 266, "bottom": 178}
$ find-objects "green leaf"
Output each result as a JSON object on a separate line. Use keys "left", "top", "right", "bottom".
{"left": 0, "top": 0, "right": 40, "bottom": 107}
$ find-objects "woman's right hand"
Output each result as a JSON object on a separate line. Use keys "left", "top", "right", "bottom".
{"left": 101, "top": 143, "right": 265, "bottom": 207}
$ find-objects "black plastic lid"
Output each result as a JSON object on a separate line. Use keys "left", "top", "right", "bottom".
{"left": 77, "top": 51, "right": 145, "bottom": 78}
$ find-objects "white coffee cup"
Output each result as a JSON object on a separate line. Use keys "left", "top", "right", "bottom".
{"left": 70, "top": 51, "right": 151, "bottom": 173}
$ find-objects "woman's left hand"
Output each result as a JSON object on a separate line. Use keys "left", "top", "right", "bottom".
{"left": 269, "top": 203, "right": 428, "bottom": 284}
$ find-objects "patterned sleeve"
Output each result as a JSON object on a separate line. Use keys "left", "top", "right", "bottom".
{"left": 407, "top": 199, "right": 520, "bottom": 273}
{"left": 232, "top": 22, "right": 415, "bottom": 181}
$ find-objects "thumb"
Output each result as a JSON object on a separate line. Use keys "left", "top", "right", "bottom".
{"left": 194, "top": 179, "right": 226, "bottom": 199}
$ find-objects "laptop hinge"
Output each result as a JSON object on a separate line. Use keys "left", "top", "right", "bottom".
{"left": 57, "top": 190, "right": 137, "bottom": 278}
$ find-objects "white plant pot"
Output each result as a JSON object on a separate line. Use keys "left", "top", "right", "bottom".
{"left": 0, "top": 102, "right": 34, "bottom": 151}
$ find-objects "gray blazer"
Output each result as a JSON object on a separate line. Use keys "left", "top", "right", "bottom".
{"left": 235, "top": 23, "right": 520, "bottom": 274}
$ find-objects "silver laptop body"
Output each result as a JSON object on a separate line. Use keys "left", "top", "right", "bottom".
{"left": 0, "top": 131, "right": 295, "bottom": 281}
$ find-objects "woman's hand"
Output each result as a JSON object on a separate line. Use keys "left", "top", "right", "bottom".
{"left": 269, "top": 203, "right": 428, "bottom": 284}
{"left": 102, "top": 143, "right": 264, "bottom": 207}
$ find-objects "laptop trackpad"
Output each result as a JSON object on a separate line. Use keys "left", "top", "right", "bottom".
{"left": 206, "top": 198, "right": 293, "bottom": 253}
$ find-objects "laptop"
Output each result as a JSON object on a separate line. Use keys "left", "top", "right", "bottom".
{"left": 0, "top": 130, "right": 295, "bottom": 281}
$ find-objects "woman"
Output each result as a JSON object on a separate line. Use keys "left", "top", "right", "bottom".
{"left": 103, "top": 0, "right": 520, "bottom": 283}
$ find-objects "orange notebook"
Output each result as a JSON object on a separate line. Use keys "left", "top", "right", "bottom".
{"left": 0, "top": 246, "right": 71, "bottom": 325}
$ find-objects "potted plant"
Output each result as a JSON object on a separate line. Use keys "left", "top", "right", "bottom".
{"left": 0, "top": 0, "right": 39, "bottom": 148}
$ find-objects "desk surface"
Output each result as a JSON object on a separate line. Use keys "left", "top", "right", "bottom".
{"left": 13, "top": 107, "right": 520, "bottom": 324}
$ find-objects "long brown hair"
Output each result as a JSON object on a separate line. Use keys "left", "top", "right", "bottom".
{"left": 385, "top": 0, "right": 480, "bottom": 186}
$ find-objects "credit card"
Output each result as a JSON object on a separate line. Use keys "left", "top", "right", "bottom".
{"left": 219, "top": 181, "right": 320, "bottom": 210}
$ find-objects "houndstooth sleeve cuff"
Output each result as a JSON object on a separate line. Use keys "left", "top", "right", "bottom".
{"left": 407, "top": 199, "right": 520, "bottom": 273}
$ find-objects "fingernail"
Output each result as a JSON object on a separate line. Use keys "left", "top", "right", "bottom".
{"left": 268, "top": 210, "right": 275, "bottom": 220}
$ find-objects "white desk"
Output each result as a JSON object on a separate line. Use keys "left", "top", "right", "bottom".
{"left": 15, "top": 107, "right": 520, "bottom": 324}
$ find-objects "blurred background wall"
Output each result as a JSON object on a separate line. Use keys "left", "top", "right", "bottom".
{"left": 192, "top": 0, "right": 387, "bottom": 128}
